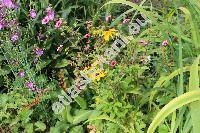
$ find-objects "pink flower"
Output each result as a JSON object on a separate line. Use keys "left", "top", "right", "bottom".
{"left": 84, "top": 45, "right": 90, "bottom": 51}
{"left": 139, "top": 39, "right": 148, "bottom": 46}
{"left": 35, "top": 47, "right": 43, "bottom": 56}
{"left": 122, "top": 19, "right": 130, "bottom": 24}
{"left": 110, "top": 60, "right": 117, "bottom": 68}
{"left": 18, "top": 70, "right": 25, "bottom": 77}
{"left": 25, "top": 82, "right": 34, "bottom": 89}
{"left": 0, "top": 22, "right": 3, "bottom": 30}
{"left": 42, "top": 16, "right": 49, "bottom": 24}
{"left": 46, "top": 7, "right": 52, "bottom": 13}
{"left": 55, "top": 19, "right": 62, "bottom": 28}
{"left": 47, "top": 12, "right": 55, "bottom": 20}
{"left": 84, "top": 33, "right": 91, "bottom": 38}
{"left": 46, "top": 7, "right": 55, "bottom": 20}
{"left": 2, "top": 0, "right": 16, "bottom": 8}
{"left": 10, "top": 32, "right": 19, "bottom": 42}
{"left": 29, "top": 9, "right": 37, "bottom": 19}
{"left": 105, "top": 15, "right": 112, "bottom": 22}
{"left": 162, "top": 40, "right": 168, "bottom": 46}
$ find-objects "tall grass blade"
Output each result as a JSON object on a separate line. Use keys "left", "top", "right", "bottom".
{"left": 189, "top": 55, "right": 200, "bottom": 133}
{"left": 102, "top": 0, "right": 157, "bottom": 23}
{"left": 179, "top": 7, "right": 199, "bottom": 49}
{"left": 147, "top": 91, "right": 200, "bottom": 133}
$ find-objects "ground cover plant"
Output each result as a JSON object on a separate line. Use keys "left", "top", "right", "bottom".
{"left": 0, "top": 0, "right": 200, "bottom": 133}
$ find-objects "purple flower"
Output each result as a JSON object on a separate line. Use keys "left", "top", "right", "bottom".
{"left": 47, "top": 12, "right": 55, "bottom": 20}
{"left": 2, "top": 0, "right": 16, "bottom": 9}
{"left": 46, "top": 6, "right": 55, "bottom": 20}
{"left": 0, "top": 22, "right": 3, "bottom": 30}
{"left": 35, "top": 47, "right": 43, "bottom": 56}
{"left": 25, "top": 82, "right": 34, "bottom": 89}
{"left": 18, "top": 70, "right": 25, "bottom": 77}
{"left": 10, "top": 32, "right": 19, "bottom": 42}
{"left": 29, "top": 9, "right": 37, "bottom": 19}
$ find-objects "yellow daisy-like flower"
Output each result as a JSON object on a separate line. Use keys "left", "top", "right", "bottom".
{"left": 103, "top": 28, "right": 117, "bottom": 42}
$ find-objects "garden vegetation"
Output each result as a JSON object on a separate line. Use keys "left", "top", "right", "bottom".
{"left": 0, "top": 0, "right": 200, "bottom": 133}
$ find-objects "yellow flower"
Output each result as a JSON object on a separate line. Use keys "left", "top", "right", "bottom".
{"left": 82, "top": 64, "right": 106, "bottom": 81}
{"left": 92, "top": 29, "right": 103, "bottom": 36}
{"left": 95, "top": 97, "right": 101, "bottom": 104}
{"left": 95, "top": 75, "right": 101, "bottom": 81}
{"left": 99, "top": 71, "right": 106, "bottom": 78}
{"left": 103, "top": 28, "right": 117, "bottom": 42}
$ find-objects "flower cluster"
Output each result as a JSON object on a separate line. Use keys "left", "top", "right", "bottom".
{"left": 0, "top": 0, "right": 18, "bottom": 9}
{"left": 82, "top": 65, "right": 107, "bottom": 82}
{"left": 40, "top": 6, "right": 63, "bottom": 28}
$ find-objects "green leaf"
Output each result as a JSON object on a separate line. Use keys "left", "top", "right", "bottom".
{"left": 85, "top": 114, "right": 129, "bottom": 132}
{"left": 179, "top": 7, "right": 199, "bottom": 49}
{"left": 36, "top": 59, "right": 51, "bottom": 71}
{"left": 24, "top": 123, "right": 33, "bottom": 133}
{"left": 61, "top": 6, "right": 79, "bottom": 19}
{"left": 55, "top": 121, "right": 70, "bottom": 131}
{"left": 69, "top": 125, "right": 84, "bottom": 133}
{"left": 189, "top": 55, "right": 200, "bottom": 133}
{"left": 61, "top": 106, "right": 74, "bottom": 123}
{"left": 55, "top": 59, "right": 69, "bottom": 68}
{"left": 154, "top": 66, "right": 196, "bottom": 88}
{"left": 102, "top": 0, "right": 157, "bottom": 23}
{"left": 72, "top": 110, "right": 93, "bottom": 124}
{"left": 35, "top": 121, "right": 46, "bottom": 131}
{"left": 124, "top": 87, "right": 142, "bottom": 95}
{"left": 50, "top": 127, "right": 60, "bottom": 133}
{"left": 0, "top": 67, "right": 11, "bottom": 76}
{"left": 147, "top": 91, "right": 200, "bottom": 133}
{"left": 74, "top": 96, "right": 87, "bottom": 109}
{"left": 19, "top": 109, "right": 33, "bottom": 124}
